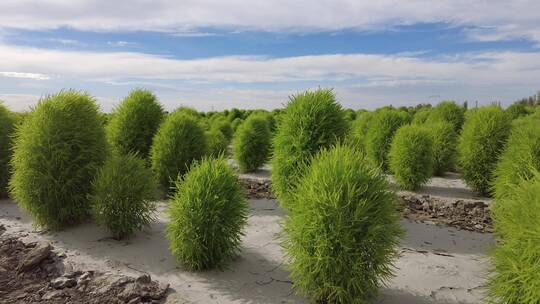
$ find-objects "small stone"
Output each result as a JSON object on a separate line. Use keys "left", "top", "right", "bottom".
{"left": 474, "top": 224, "right": 484, "bottom": 230}
{"left": 136, "top": 274, "right": 151, "bottom": 284}
{"left": 17, "top": 242, "right": 51, "bottom": 273}
{"left": 41, "top": 290, "right": 65, "bottom": 300}
{"left": 51, "top": 276, "right": 77, "bottom": 289}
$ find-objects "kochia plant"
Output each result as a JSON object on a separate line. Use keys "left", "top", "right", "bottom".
{"left": 388, "top": 124, "right": 434, "bottom": 190}
{"left": 489, "top": 171, "right": 540, "bottom": 303}
{"left": 233, "top": 114, "right": 271, "bottom": 172}
{"left": 205, "top": 129, "right": 229, "bottom": 157}
{"left": 91, "top": 153, "right": 157, "bottom": 240}
{"left": 107, "top": 89, "right": 164, "bottom": 159}
{"left": 150, "top": 111, "right": 207, "bottom": 193}
{"left": 167, "top": 157, "right": 248, "bottom": 270}
{"left": 364, "top": 108, "right": 410, "bottom": 171}
{"left": 492, "top": 115, "right": 540, "bottom": 200}
{"left": 10, "top": 90, "right": 107, "bottom": 230}
{"left": 457, "top": 106, "right": 511, "bottom": 195}
{"left": 426, "top": 101, "right": 465, "bottom": 132}
{"left": 425, "top": 121, "right": 457, "bottom": 176}
{"left": 284, "top": 145, "right": 402, "bottom": 303}
{"left": 0, "top": 104, "right": 16, "bottom": 198}
{"left": 271, "top": 89, "right": 348, "bottom": 207}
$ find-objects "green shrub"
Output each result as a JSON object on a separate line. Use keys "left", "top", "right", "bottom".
{"left": 231, "top": 117, "right": 243, "bottom": 133}
{"left": 505, "top": 103, "right": 530, "bottom": 120}
{"left": 107, "top": 89, "right": 164, "bottom": 159}
{"left": 91, "top": 153, "right": 157, "bottom": 239}
{"left": 0, "top": 104, "right": 16, "bottom": 198}
{"left": 150, "top": 111, "right": 207, "bottom": 192}
{"left": 489, "top": 172, "right": 540, "bottom": 303}
{"left": 425, "top": 121, "right": 457, "bottom": 175}
{"left": 426, "top": 101, "right": 465, "bottom": 132}
{"left": 457, "top": 106, "right": 511, "bottom": 195}
{"left": 347, "top": 111, "right": 373, "bottom": 152}
{"left": 211, "top": 119, "right": 233, "bottom": 141}
{"left": 412, "top": 107, "right": 431, "bottom": 124}
{"left": 388, "top": 125, "right": 434, "bottom": 190}
{"left": 167, "top": 157, "right": 248, "bottom": 270}
{"left": 205, "top": 129, "right": 229, "bottom": 157}
{"left": 271, "top": 89, "right": 348, "bottom": 206}
{"left": 492, "top": 116, "right": 540, "bottom": 200}
{"left": 233, "top": 114, "right": 271, "bottom": 173}
{"left": 10, "top": 91, "right": 107, "bottom": 230}
{"left": 364, "top": 109, "right": 410, "bottom": 171}
{"left": 284, "top": 145, "right": 402, "bottom": 302}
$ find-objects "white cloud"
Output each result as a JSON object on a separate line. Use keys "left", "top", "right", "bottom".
{"left": 0, "top": 1, "right": 539, "bottom": 44}
{"left": 0, "top": 43, "right": 538, "bottom": 111}
{"left": 0, "top": 71, "right": 50, "bottom": 80}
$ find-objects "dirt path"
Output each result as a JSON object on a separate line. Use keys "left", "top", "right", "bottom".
{"left": 0, "top": 196, "right": 493, "bottom": 304}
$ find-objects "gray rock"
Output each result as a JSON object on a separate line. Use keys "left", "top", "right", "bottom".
{"left": 17, "top": 242, "right": 51, "bottom": 273}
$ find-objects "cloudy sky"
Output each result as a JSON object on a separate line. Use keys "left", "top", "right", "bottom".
{"left": 0, "top": 1, "right": 539, "bottom": 112}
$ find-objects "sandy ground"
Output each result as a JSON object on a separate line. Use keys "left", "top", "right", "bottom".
{"left": 0, "top": 193, "right": 493, "bottom": 304}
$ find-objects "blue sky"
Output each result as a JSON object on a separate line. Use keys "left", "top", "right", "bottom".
{"left": 0, "top": 1, "right": 539, "bottom": 111}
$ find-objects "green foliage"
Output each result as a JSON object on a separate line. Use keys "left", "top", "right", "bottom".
{"left": 364, "top": 109, "right": 410, "bottom": 171}
{"left": 271, "top": 89, "right": 348, "bottom": 206}
{"left": 505, "top": 102, "right": 530, "bottom": 120}
{"left": 10, "top": 91, "right": 107, "bottom": 230}
{"left": 426, "top": 101, "right": 465, "bottom": 132}
{"left": 107, "top": 89, "right": 164, "bottom": 159}
{"left": 425, "top": 121, "right": 457, "bottom": 175}
{"left": 205, "top": 129, "right": 229, "bottom": 157}
{"left": 388, "top": 125, "right": 434, "bottom": 190}
{"left": 412, "top": 107, "right": 431, "bottom": 124}
{"left": 231, "top": 117, "right": 243, "bottom": 132}
{"left": 489, "top": 172, "right": 540, "bottom": 303}
{"left": 211, "top": 119, "right": 233, "bottom": 140}
{"left": 457, "top": 106, "right": 511, "bottom": 195}
{"left": 492, "top": 116, "right": 540, "bottom": 200}
{"left": 167, "top": 157, "right": 248, "bottom": 270}
{"left": 91, "top": 153, "right": 157, "bottom": 240}
{"left": 343, "top": 108, "right": 357, "bottom": 123}
{"left": 150, "top": 111, "right": 207, "bottom": 192}
{"left": 284, "top": 145, "right": 402, "bottom": 303}
{"left": 0, "top": 104, "right": 16, "bottom": 198}
{"left": 227, "top": 108, "right": 244, "bottom": 122}
{"left": 233, "top": 114, "right": 271, "bottom": 172}
{"left": 347, "top": 111, "right": 373, "bottom": 152}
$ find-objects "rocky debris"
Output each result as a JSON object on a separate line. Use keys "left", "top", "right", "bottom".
{"left": 238, "top": 177, "right": 274, "bottom": 199}
{"left": 399, "top": 193, "right": 492, "bottom": 233}
{"left": 0, "top": 235, "right": 169, "bottom": 303}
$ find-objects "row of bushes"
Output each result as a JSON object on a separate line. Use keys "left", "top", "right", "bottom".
{"left": 4, "top": 87, "right": 538, "bottom": 303}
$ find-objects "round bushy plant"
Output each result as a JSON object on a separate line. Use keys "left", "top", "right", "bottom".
{"left": 492, "top": 116, "right": 540, "bottom": 200}
{"left": 211, "top": 119, "right": 233, "bottom": 141}
{"left": 347, "top": 111, "right": 373, "bottom": 152}
{"left": 167, "top": 157, "right": 248, "bottom": 270}
{"left": 10, "top": 91, "right": 107, "bottom": 230}
{"left": 233, "top": 115, "right": 271, "bottom": 172}
{"left": 231, "top": 117, "right": 243, "bottom": 133}
{"left": 0, "top": 104, "right": 16, "bottom": 198}
{"left": 364, "top": 108, "right": 410, "bottom": 171}
{"left": 505, "top": 103, "right": 530, "bottom": 120}
{"left": 271, "top": 89, "right": 348, "bottom": 206}
{"left": 150, "top": 111, "right": 207, "bottom": 192}
{"left": 412, "top": 107, "right": 431, "bottom": 124}
{"left": 426, "top": 101, "right": 465, "bottom": 132}
{"left": 205, "top": 129, "right": 229, "bottom": 157}
{"left": 284, "top": 145, "right": 402, "bottom": 302}
{"left": 489, "top": 172, "right": 540, "bottom": 303}
{"left": 107, "top": 89, "right": 164, "bottom": 159}
{"left": 388, "top": 125, "right": 434, "bottom": 190}
{"left": 91, "top": 153, "right": 157, "bottom": 240}
{"left": 457, "top": 106, "right": 511, "bottom": 195}
{"left": 425, "top": 121, "right": 457, "bottom": 176}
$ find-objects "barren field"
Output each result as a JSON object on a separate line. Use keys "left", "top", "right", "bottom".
{"left": 1, "top": 172, "right": 493, "bottom": 304}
